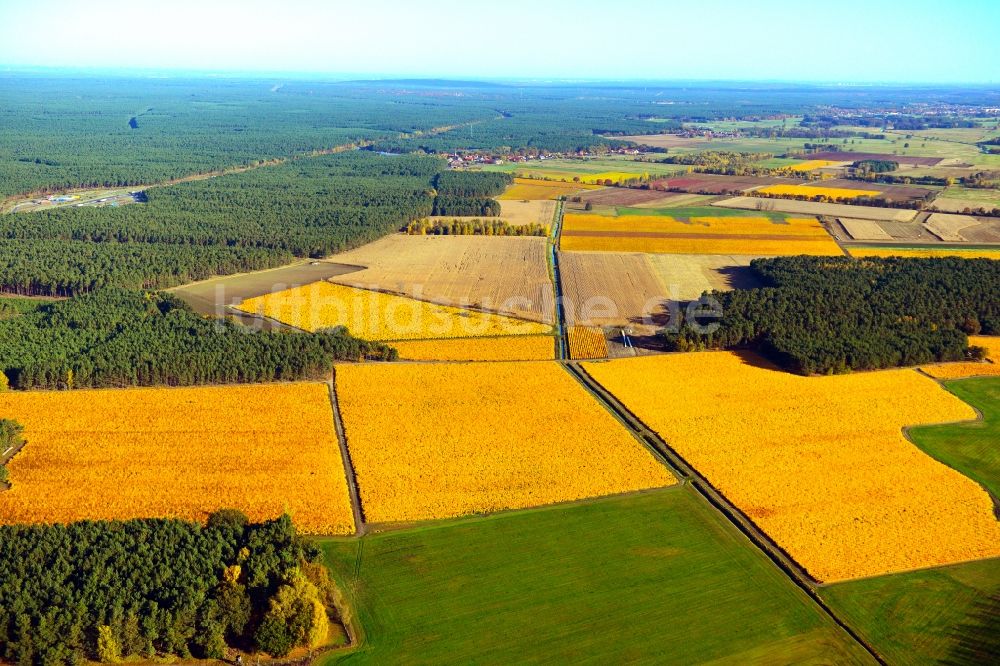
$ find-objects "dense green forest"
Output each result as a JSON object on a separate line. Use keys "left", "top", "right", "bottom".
{"left": 0, "top": 290, "right": 396, "bottom": 390}
{"left": 0, "top": 77, "right": 490, "bottom": 197}
{"left": 0, "top": 152, "right": 441, "bottom": 295}
{"left": 433, "top": 171, "right": 511, "bottom": 197}
{"left": 428, "top": 171, "right": 510, "bottom": 216}
{"left": 0, "top": 512, "right": 343, "bottom": 665}
{"left": 665, "top": 257, "right": 1000, "bottom": 374}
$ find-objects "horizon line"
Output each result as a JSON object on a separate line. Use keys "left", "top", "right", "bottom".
{"left": 1, "top": 64, "right": 998, "bottom": 88}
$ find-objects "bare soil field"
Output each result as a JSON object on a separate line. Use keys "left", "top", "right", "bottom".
{"left": 558, "top": 251, "right": 670, "bottom": 328}
{"left": 576, "top": 188, "right": 676, "bottom": 207}
{"left": 328, "top": 234, "right": 555, "bottom": 323}
{"left": 714, "top": 196, "right": 919, "bottom": 222}
{"left": 837, "top": 218, "right": 893, "bottom": 241}
{"left": 804, "top": 151, "right": 944, "bottom": 167}
{"left": 924, "top": 213, "right": 982, "bottom": 241}
{"left": 874, "top": 220, "right": 936, "bottom": 242}
{"left": 646, "top": 254, "right": 763, "bottom": 301}
{"left": 950, "top": 218, "right": 1000, "bottom": 243}
{"left": 650, "top": 174, "right": 795, "bottom": 194}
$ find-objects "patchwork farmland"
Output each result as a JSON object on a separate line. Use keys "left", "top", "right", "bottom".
{"left": 3, "top": 64, "right": 1000, "bottom": 666}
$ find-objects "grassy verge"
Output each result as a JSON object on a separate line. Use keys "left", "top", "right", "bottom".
{"left": 317, "top": 487, "right": 871, "bottom": 664}
{"left": 822, "top": 377, "right": 1000, "bottom": 665}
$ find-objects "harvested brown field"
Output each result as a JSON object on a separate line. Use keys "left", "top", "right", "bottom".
{"left": 576, "top": 187, "right": 676, "bottom": 207}
{"left": 646, "top": 254, "right": 762, "bottom": 301}
{"left": 932, "top": 197, "right": 1000, "bottom": 213}
{"left": 713, "top": 196, "right": 919, "bottom": 222}
{"left": 558, "top": 251, "right": 670, "bottom": 327}
{"left": 649, "top": 174, "right": 794, "bottom": 194}
{"left": 954, "top": 218, "right": 1000, "bottom": 243}
{"left": 803, "top": 151, "right": 943, "bottom": 167}
{"left": 838, "top": 218, "right": 893, "bottom": 241}
{"left": 875, "top": 220, "right": 938, "bottom": 242}
{"left": 924, "top": 213, "right": 982, "bottom": 242}
{"left": 498, "top": 199, "right": 557, "bottom": 226}
{"left": 329, "top": 234, "right": 555, "bottom": 323}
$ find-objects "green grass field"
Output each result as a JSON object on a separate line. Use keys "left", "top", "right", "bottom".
{"left": 822, "top": 557, "right": 1000, "bottom": 666}
{"left": 822, "top": 377, "right": 1000, "bottom": 665}
{"left": 616, "top": 205, "right": 790, "bottom": 222}
{"left": 318, "top": 487, "right": 872, "bottom": 665}
{"left": 941, "top": 186, "right": 1000, "bottom": 206}
{"left": 909, "top": 377, "right": 1000, "bottom": 500}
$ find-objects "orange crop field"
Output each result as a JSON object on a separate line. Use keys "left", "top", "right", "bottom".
{"left": 758, "top": 184, "right": 882, "bottom": 199}
{"left": 0, "top": 384, "right": 355, "bottom": 534}
{"left": 560, "top": 213, "right": 843, "bottom": 256}
{"left": 335, "top": 361, "right": 675, "bottom": 523}
{"left": 567, "top": 326, "right": 609, "bottom": 359}
{"left": 391, "top": 335, "right": 555, "bottom": 361}
{"left": 237, "top": 281, "right": 551, "bottom": 340}
{"left": 583, "top": 352, "right": 1000, "bottom": 582}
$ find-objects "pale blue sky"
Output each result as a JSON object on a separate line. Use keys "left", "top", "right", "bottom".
{"left": 1, "top": 0, "right": 997, "bottom": 83}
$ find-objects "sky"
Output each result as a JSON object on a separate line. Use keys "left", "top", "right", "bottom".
{"left": 1, "top": 0, "right": 997, "bottom": 84}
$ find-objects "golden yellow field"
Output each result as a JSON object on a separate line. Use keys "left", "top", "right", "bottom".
{"left": 567, "top": 326, "right": 609, "bottom": 359}
{"left": 757, "top": 184, "right": 882, "bottom": 199}
{"left": 786, "top": 160, "right": 840, "bottom": 172}
{"left": 922, "top": 336, "right": 1000, "bottom": 379}
{"left": 0, "top": 384, "right": 355, "bottom": 534}
{"left": 583, "top": 352, "right": 1000, "bottom": 582}
{"left": 237, "top": 281, "right": 550, "bottom": 340}
{"left": 849, "top": 247, "right": 1000, "bottom": 260}
{"left": 498, "top": 177, "right": 601, "bottom": 201}
{"left": 391, "top": 335, "right": 555, "bottom": 361}
{"left": 578, "top": 171, "right": 648, "bottom": 184}
{"left": 335, "top": 361, "right": 675, "bottom": 523}
{"left": 560, "top": 213, "right": 844, "bottom": 256}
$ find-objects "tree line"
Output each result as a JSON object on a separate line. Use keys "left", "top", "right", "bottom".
{"left": 0, "top": 290, "right": 396, "bottom": 390}
{"left": 665, "top": 256, "right": 999, "bottom": 375}
{"left": 405, "top": 218, "right": 547, "bottom": 237}
{"left": 0, "top": 511, "right": 344, "bottom": 665}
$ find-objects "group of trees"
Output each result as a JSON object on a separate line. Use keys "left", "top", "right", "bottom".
{"left": 0, "top": 152, "right": 442, "bottom": 296}
{"left": 430, "top": 171, "right": 511, "bottom": 217}
{"left": 664, "top": 256, "right": 999, "bottom": 375}
{"left": 851, "top": 159, "right": 899, "bottom": 177}
{"left": 405, "top": 218, "right": 546, "bottom": 237}
{"left": 0, "top": 290, "right": 396, "bottom": 390}
{"left": 0, "top": 511, "right": 343, "bottom": 665}
{"left": 0, "top": 419, "right": 23, "bottom": 485}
